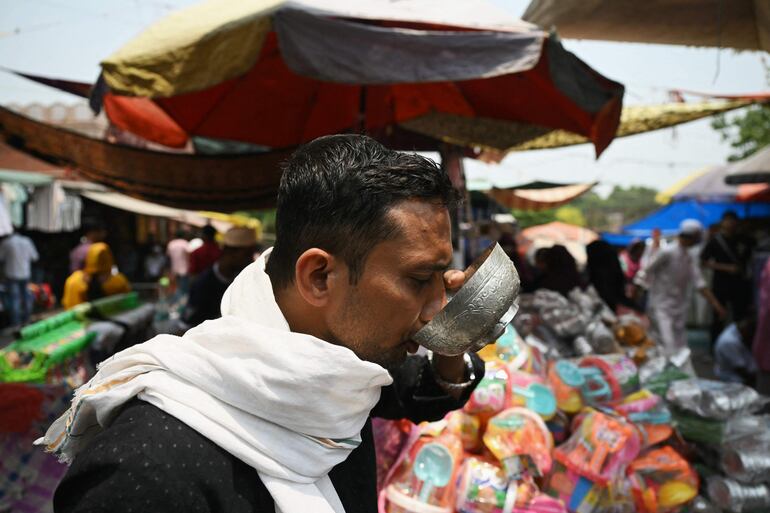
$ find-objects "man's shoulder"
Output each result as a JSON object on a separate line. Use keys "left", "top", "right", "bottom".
{"left": 56, "top": 399, "right": 271, "bottom": 513}
{"left": 70, "top": 399, "right": 245, "bottom": 478}
{"left": 168, "top": 239, "right": 187, "bottom": 251}
{"left": 191, "top": 266, "right": 217, "bottom": 288}
{"left": 192, "top": 243, "right": 213, "bottom": 254}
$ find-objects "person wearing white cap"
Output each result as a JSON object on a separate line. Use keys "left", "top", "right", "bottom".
{"left": 635, "top": 219, "right": 726, "bottom": 357}
{"left": 181, "top": 226, "right": 260, "bottom": 329}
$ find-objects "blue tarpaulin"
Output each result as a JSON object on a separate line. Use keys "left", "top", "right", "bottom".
{"left": 602, "top": 200, "right": 770, "bottom": 246}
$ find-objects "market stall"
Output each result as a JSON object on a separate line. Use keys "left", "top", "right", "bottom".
{"left": 0, "top": 293, "right": 154, "bottom": 513}
{"left": 374, "top": 286, "right": 770, "bottom": 513}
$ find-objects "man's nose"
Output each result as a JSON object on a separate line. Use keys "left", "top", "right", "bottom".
{"left": 419, "top": 275, "right": 447, "bottom": 324}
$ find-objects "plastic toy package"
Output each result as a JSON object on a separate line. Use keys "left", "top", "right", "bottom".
{"left": 553, "top": 409, "right": 641, "bottom": 486}
{"left": 547, "top": 360, "right": 587, "bottom": 414}
{"left": 478, "top": 325, "right": 546, "bottom": 377}
{"left": 508, "top": 371, "right": 556, "bottom": 421}
{"left": 446, "top": 411, "right": 482, "bottom": 453}
{"left": 545, "top": 461, "right": 634, "bottom": 513}
{"left": 546, "top": 358, "right": 621, "bottom": 411}
{"left": 375, "top": 419, "right": 420, "bottom": 491}
{"left": 465, "top": 361, "right": 510, "bottom": 418}
{"left": 385, "top": 430, "right": 465, "bottom": 513}
{"left": 626, "top": 447, "right": 699, "bottom": 513}
{"left": 456, "top": 457, "right": 567, "bottom": 513}
{"left": 483, "top": 407, "right": 554, "bottom": 481}
{"left": 377, "top": 313, "right": 766, "bottom": 513}
{"left": 614, "top": 390, "right": 672, "bottom": 448}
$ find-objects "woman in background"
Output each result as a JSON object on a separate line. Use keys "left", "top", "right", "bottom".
{"left": 537, "top": 245, "right": 583, "bottom": 297}
{"left": 62, "top": 243, "right": 131, "bottom": 309}
{"left": 586, "top": 240, "right": 640, "bottom": 312}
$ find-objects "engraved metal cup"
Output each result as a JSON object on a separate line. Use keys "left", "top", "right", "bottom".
{"left": 412, "top": 243, "right": 520, "bottom": 356}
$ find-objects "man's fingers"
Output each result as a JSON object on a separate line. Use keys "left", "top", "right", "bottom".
{"left": 443, "top": 269, "right": 466, "bottom": 291}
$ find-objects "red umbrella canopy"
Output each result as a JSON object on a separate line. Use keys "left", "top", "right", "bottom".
{"left": 98, "top": 0, "right": 624, "bottom": 156}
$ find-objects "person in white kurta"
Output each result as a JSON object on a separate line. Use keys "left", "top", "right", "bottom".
{"left": 635, "top": 219, "right": 726, "bottom": 355}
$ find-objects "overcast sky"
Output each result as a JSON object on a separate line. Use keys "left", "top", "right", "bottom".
{"left": 0, "top": 0, "right": 766, "bottom": 193}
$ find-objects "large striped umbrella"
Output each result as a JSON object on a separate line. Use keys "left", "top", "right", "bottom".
{"left": 656, "top": 164, "right": 770, "bottom": 203}
{"left": 94, "top": 0, "right": 625, "bottom": 157}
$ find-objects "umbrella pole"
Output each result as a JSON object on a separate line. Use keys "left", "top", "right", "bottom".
{"left": 440, "top": 145, "right": 474, "bottom": 265}
{"left": 358, "top": 86, "right": 367, "bottom": 133}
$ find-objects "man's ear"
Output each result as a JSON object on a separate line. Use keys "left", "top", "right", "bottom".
{"left": 294, "top": 248, "right": 339, "bottom": 307}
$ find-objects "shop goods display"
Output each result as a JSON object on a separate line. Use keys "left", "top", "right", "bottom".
{"left": 666, "top": 379, "right": 767, "bottom": 421}
{"left": 626, "top": 447, "right": 699, "bottom": 513}
{"left": 0, "top": 293, "right": 144, "bottom": 384}
{"left": 0, "top": 292, "right": 155, "bottom": 512}
{"left": 706, "top": 477, "right": 770, "bottom": 513}
{"left": 375, "top": 285, "right": 769, "bottom": 513}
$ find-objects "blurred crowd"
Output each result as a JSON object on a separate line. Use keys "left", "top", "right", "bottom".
{"left": 495, "top": 210, "right": 768, "bottom": 393}
{"left": 0, "top": 222, "right": 262, "bottom": 338}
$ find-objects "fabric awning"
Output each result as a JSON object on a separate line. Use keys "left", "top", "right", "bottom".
{"left": 0, "top": 169, "right": 53, "bottom": 186}
{"left": 472, "top": 100, "right": 753, "bottom": 159}
{"left": 0, "top": 106, "right": 289, "bottom": 212}
{"left": 522, "top": 0, "right": 770, "bottom": 52}
{"left": 485, "top": 182, "right": 595, "bottom": 211}
{"left": 0, "top": 140, "right": 66, "bottom": 176}
{"left": 725, "top": 145, "right": 770, "bottom": 184}
{"left": 520, "top": 221, "right": 598, "bottom": 264}
{"left": 80, "top": 190, "right": 263, "bottom": 237}
{"left": 521, "top": 221, "right": 598, "bottom": 244}
{"left": 657, "top": 164, "right": 770, "bottom": 203}
{"left": 81, "top": 190, "right": 212, "bottom": 225}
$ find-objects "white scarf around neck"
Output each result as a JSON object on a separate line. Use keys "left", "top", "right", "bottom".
{"left": 37, "top": 248, "right": 393, "bottom": 513}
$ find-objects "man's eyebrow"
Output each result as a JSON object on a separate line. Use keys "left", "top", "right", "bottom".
{"left": 410, "top": 261, "right": 452, "bottom": 272}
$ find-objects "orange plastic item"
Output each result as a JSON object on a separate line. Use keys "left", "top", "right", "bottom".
{"left": 483, "top": 407, "right": 553, "bottom": 479}
{"left": 547, "top": 361, "right": 583, "bottom": 414}
{"left": 445, "top": 411, "right": 482, "bottom": 453}
{"left": 627, "top": 447, "right": 699, "bottom": 513}
{"left": 555, "top": 409, "right": 641, "bottom": 485}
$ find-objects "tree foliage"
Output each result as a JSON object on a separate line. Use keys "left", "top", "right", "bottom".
{"left": 711, "top": 61, "right": 770, "bottom": 161}
{"left": 711, "top": 104, "right": 770, "bottom": 161}
{"left": 554, "top": 205, "right": 586, "bottom": 227}
{"left": 512, "top": 186, "right": 659, "bottom": 231}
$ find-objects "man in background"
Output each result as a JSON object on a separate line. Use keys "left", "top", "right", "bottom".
{"left": 166, "top": 229, "right": 191, "bottom": 297}
{"left": 714, "top": 317, "right": 757, "bottom": 385}
{"left": 0, "top": 231, "right": 39, "bottom": 326}
{"left": 182, "top": 227, "right": 259, "bottom": 328}
{"left": 753, "top": 257, "right": 770, "bottom": 394}
{"left": 636, "top": 219, "right": 726, "bottom": 358}
{"left": 701, "top": 211, "right": 754, "bottom": 344}
{"left": 188, "top": 224, "right": 221, "bottom": 276}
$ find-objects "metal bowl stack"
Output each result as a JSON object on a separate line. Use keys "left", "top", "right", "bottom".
{"left": 413, "top": 243, "right": 520, "bottom": 356}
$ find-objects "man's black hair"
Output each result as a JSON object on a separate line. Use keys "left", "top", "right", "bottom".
{"left": 266, "top": 134, "right": 459, "bottom": 289}
{"left": 202, "top": 225, "right": 217, "bottom": 240}
{"left": 722, "top": 210, "right": 738, "bottom": 221}
{"left": 82, "top": 219, "right": 105, "bottom": 234}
